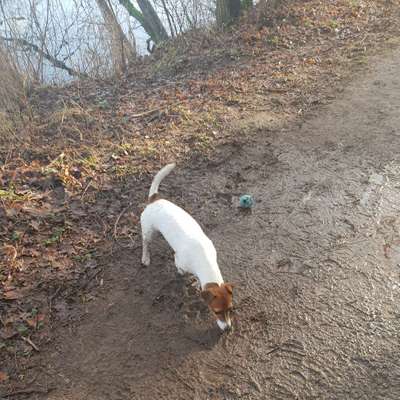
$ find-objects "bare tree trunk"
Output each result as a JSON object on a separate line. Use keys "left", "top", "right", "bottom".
{"left": 216, "top": 0, "right": 241, "bottom": 27}
{"left": 119, "top": 0, "right": 170, "bottom": 44}
{"left": 160, "top": 0, "right": 175, "bottom": 37}
{"left": 230, "top": 0, "right": 241, "bottom": 20}
{"left": 137, "top": 0, "right": 168, "bottom": 43}
{"left": 95, "top": 0, "right": 136, "bottom": 75}
{"left": 241, "top": 0, "right": 253, "bottom": 10}
{"left": 216, "top": 0, "right": 229, "bottom": 27}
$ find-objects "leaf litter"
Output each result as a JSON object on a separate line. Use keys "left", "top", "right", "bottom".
{"left": 0, "top": 0, "right": 399, "bottom": 393}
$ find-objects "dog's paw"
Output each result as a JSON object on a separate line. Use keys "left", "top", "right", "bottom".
{"left": 141, "top": 256, "right": 150, "bottom": 267}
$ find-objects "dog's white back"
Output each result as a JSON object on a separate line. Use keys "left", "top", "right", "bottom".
{"left": 141, "top": 199, "right": 223, "bottom": 288}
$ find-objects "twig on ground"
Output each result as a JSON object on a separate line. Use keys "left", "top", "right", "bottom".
{"left": 113, "top": 204, "right": 131, "bottom": 239}
{"left": 80, "top": 179, "right": 93, "bottom": 199}
{"left": 131, "top": 108, "right": 160, "bottom": 118}
{"left": 21, "top": 336, "right": 40, "bottom": 352}
{"left": 3, "top": 386, "right": 53, "bottom": 397}
{"left": 80, "top": 268, "right": 103, "bottom": 290}
{"left": 265, "top": 346, "right": 280, "bottom": 356}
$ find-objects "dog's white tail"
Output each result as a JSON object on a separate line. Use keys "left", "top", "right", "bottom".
{"left": 149, "top": 163, "right": 176, "bottom": 198}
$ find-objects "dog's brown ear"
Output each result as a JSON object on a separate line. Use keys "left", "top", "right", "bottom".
{"left": 224, "top": 283, "right": 234, "bottom": 295}
{"left": 201, "top": 289, "right": 216, "bottom": 304}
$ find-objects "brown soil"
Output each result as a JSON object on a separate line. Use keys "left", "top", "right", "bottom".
{"left": 2, "top": 2, "right": 400, "bottom": 398}
{"left": 4, "top": 45, "right": 399, "bottom": 399}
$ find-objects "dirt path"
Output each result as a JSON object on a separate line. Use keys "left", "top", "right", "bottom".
{"left": 29, "top": 48, "right": 400, "bottom": 400}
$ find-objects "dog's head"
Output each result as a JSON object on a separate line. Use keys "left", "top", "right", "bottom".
{"left": 201, "top": 282, "right": 234, "bottom": 331}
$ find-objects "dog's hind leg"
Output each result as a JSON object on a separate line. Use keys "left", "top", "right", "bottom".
{"left": 174, "top": 253, "right": 185, "bottom": 275}
{"left": 140, "top": 216, "right": 153, "bottom": 267}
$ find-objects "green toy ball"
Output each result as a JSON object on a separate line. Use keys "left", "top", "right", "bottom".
{"left": 239, "top": 194, "right": 254, "bottom": 209}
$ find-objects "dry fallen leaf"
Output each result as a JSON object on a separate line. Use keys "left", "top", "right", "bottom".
{"left": 30, "top": 220, "right": 41, "bottom": 231}
{"left": 4, "top": 206, "right": 20, "bottom": 218}
{"left": 0, "top": 327, "right": 18, "bottom": 340}
{"left": 2, "top": 245, "right": 17, "bottom": 263}
{"left": 26, "top": 314, "right": 45, "bottom": 329}
{"left": 2, "top": 289, "right": 23, "bottom": 300}
{"left": 0, "top": 371, "right": 9, "bottom": 382}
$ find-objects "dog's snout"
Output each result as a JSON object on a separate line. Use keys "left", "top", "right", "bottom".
{"left": 216, "top": 314, "right": 232, "bottom": 331}
{"left": 216, "top": 319, "right": 228, "bottom": 331}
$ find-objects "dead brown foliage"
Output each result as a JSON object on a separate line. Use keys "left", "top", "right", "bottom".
{"left": 0, "top": 0, "right": 400, "bottom": 390}
{"left": 0, "top": 43, "right": 28, "bottom": 146}
{"left": 0, "top": 45, "right": 24, "bottom": 111}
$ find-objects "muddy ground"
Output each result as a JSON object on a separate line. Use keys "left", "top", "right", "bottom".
{"left": 4, "top": 48, "right": 400, "bottom": 400}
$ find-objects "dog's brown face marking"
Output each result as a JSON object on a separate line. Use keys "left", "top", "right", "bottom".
{"left": 201, "top": 283, "right": 234, "bottom": 327}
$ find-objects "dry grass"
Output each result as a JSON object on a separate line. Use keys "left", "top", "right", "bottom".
{"left": 0, "top": 2, "right": 400, "bottom": 386}
{"left": 0, "top": 44, "right": 27, "bottom": 145}
{"left": 0, "top": 45, "right": 25, "bottom": 111}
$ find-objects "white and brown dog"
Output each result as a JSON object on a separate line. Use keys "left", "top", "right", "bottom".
{"left": 140, "top": 163, "right": 234, "bottom": 331}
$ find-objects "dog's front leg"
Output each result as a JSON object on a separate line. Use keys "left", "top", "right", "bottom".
{"left": 141, "top": 239, "right": 151, "bottom": 266}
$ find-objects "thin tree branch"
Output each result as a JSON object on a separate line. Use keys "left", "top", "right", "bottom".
{"left": 160, "top": 0, "right": 175, "bottom": 37}
{"left": 0, "top": 36, "right": 86, "bottom": 78}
